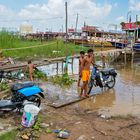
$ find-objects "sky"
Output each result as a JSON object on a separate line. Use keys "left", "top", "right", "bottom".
{"left": 0, "top": 0, "right": 140, "bottom": 32}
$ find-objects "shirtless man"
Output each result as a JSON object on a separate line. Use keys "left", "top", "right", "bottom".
{"left": 80, "top": 49, "right": 94, "bottom": 97}
{"left": 78, "top": 51, "right": 85, "bottom": 87}
{"left": 28, "top": 60, "right": 35, "bottom": 81}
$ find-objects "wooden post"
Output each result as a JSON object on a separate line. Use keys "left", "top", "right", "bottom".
{"left": 62, "top": 61, "right": 63, "bottom": 74}
{"left": 71, "top": 58, "right": 74, "bottom": 74}
{"left": 124, "top": 51, "right": 127, "bottom": 65}
{"left": 131, "top": 51, "right": 134, "bottom": 68}
{"left": 56, "top": 62, "right": 59, "bottom": 75}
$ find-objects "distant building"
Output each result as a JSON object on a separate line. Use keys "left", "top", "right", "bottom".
{"left": 20, "top": 23, "right": 33, "bottom": 35}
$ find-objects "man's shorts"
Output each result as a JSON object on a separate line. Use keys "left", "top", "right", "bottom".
{"left": 82, "top": 70, "right": 90, "bottom": 82}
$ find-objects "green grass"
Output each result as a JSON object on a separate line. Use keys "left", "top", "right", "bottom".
{"left": 0, "top": 31, "right": 113, "bottom": 61}
{"left": 0, "top": 130, "right": 17, "bottom": 140}
{"left": 0, "top": 31, "right": 42, "bottom": 49}
{"left": 2, "top": 39, "right": 88, "bottom": 60}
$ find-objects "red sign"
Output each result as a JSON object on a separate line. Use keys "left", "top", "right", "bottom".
{"left": 82, "top": 26, "right": 96, "bottom": 32}
{"left": 122, "top": 22, "right": 140, "bottom": 30}
{"left": 68, "top": 28, "right": 75, "bottom": 33}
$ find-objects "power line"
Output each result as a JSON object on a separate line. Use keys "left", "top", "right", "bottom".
{"left": 0, "top": 17, "right": 63, "bottom": 22}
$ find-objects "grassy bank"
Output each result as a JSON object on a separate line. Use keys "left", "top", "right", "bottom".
{"left": 0, "top": 31, "right": 113, "bottom": 61}
{"left": 0, "top": 31, "right": 43, "bottom": 49}
{"left": 3, "top": 41, "right": 88, "bottom": 60}
{"left": 2, "top": 39, "right": 88, "bottom": 60}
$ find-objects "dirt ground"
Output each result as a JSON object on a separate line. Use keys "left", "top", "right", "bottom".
{"left": 38, "top": 104, "right": 140, "bottom": 140}
{"left": 0, "top": 99, "right": 140, "bottom": 140}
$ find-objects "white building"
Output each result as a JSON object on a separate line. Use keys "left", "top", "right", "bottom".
{"left": 20, "top": 23, "right": 33, "bottom": 35}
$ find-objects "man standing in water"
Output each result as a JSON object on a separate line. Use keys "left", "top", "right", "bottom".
{"left": 78, "top": 51, "right": 85, "bottom": 87}
{"left": 80, "top": 49, "right": 94, "bottom": 97}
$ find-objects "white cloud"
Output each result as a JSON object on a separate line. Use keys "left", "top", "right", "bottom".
{"left": 116, "top": 16, "right": 125, "bottom": 21}
{"left": 129, "top": 0, "right": 140, "bottom": 11}
{"left": 18, "top": 0, "right": 112, "bottom": 20}
{"left": 0, "top": 0, "right": 113, "bottom": 31}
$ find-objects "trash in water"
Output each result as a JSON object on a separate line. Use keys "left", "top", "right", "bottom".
{"left": 22, "top": 104, "right": 40, "bottom": 127}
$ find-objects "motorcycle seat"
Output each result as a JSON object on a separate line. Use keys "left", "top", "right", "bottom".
{"left": 100, "top": 68, "right": 115, "bottom": 75}
{"left": 11, "top": 81, "right": 34, "bottom": 91}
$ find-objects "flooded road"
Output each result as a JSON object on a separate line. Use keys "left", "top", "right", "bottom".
{"left": 78, "top": 61, "right": 140, "bottom": 117}
{"left": 40, "top": 58, "right": 140, "bottom": 117}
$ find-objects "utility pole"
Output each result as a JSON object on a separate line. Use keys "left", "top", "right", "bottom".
{"left": 65, "top": 2, "right": 68, "bottom": 37}
{"left": 75, "top": 13, "right": 79, "bottom": 33}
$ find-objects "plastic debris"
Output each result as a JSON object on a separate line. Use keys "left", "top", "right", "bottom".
{"left": 57, "top": 131, "right": 70, "bottom": 139}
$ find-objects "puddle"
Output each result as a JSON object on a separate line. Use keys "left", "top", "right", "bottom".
{"left": 37, "top": 58, "right": 79, "bottom": 76}
{"left": 78, "top": 62, "right": 140, "bottom": 117}
{"left": 40, "top": 58, "right": 140, "bottom": 117}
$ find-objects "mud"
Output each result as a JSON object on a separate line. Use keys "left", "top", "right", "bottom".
{"left": 0, "top": 60, "right": 140, "bottom": 140}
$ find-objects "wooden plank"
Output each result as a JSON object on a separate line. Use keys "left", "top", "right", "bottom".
{"left": 49, "top": 94, "right": 95, "bottom": 108}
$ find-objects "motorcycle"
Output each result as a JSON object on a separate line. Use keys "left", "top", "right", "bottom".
{"left": 87, "top": 66, "right": 117, "bottom": 95}
{"left": 0, "top": 81, "right": 44, "bottom": 111}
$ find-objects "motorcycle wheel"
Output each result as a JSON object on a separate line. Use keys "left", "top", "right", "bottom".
{"left": 106, "top": 75, "right": 116, "bottom": 88}
{"left": 87, "top": 79, "right": 94, "bottom": 95}
{"left": 29, "top": 95, "right": 41, "bottom": 107}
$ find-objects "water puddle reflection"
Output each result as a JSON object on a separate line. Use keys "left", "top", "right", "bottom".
{"left": 40, "top": 58, "right": 140, "bottom": 116}
{"left": 78, "top": 62, "right": 140, "bottom": 116}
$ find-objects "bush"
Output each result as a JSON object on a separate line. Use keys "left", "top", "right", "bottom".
{"left": 0, "top": 83, "right": 9, "bottom": 91}
{"left": 33, "top": 70, "right": 48, "bottom": 81}
{"left": 50, "top": 73, "right": 75, "bottom": 87}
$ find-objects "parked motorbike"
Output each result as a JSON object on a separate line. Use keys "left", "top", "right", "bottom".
{"left": 87, "top": 66, "right": 117, "bottom": 95}
{"left": 0, "top": 81, "right": 44, "bottom": 111}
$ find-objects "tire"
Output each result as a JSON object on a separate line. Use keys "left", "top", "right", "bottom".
{"left": 27, "top": 95, "right": 41, "bottom": 107}
{"left": 106, "top": 75, "right": 116, "bottom": 88}
{"left": 17, "top": 95, "right": 41, "bottom": 113}
{"left": 87, "top": 79, "right": 94, "bottom": 95}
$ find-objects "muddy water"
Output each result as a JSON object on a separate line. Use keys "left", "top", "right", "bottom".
{"left": 39, "top": 58, "right": 140, "bottom": 117}
{"left": 37, "top": 59, "right": 79, "bottom": 76}
{"left": 78, "top": 62, "right": 140, "bottom": 117}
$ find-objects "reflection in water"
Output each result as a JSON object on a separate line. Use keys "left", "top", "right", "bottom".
{"left": 78, "top": 61, "right": 140, "bottom": 116}
{"left": 78, "top": 89, "right": 116, "bottom": 110}
{"left": 40, "top": 58, "right": 140, "bottom": 116}
{"left": 37, "top": 59, "right": 79, "bottom": 76}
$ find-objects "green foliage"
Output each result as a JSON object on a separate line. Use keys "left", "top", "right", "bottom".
{"left": 0, "top": 31, "right": 42, "bottom": 50}
{"left": 2, "top": 36, "right": 88, "bottom": 60}
{"left": 0, "top": 130, "right": 17, "bottom": 140}
{"left": 1, "top": 32, "right": 113, "bottom": 60}
{"left": 0, "top": 82, "right": 9, "bottom": 91}
{"left": 51, "top": 73, "right": 75, "bottom": 87}
{"left": 33, "top": 70, "right": 48, "bottom": 81}
{"left": 33, "top": 116, "right": 42, "bottom": 130}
